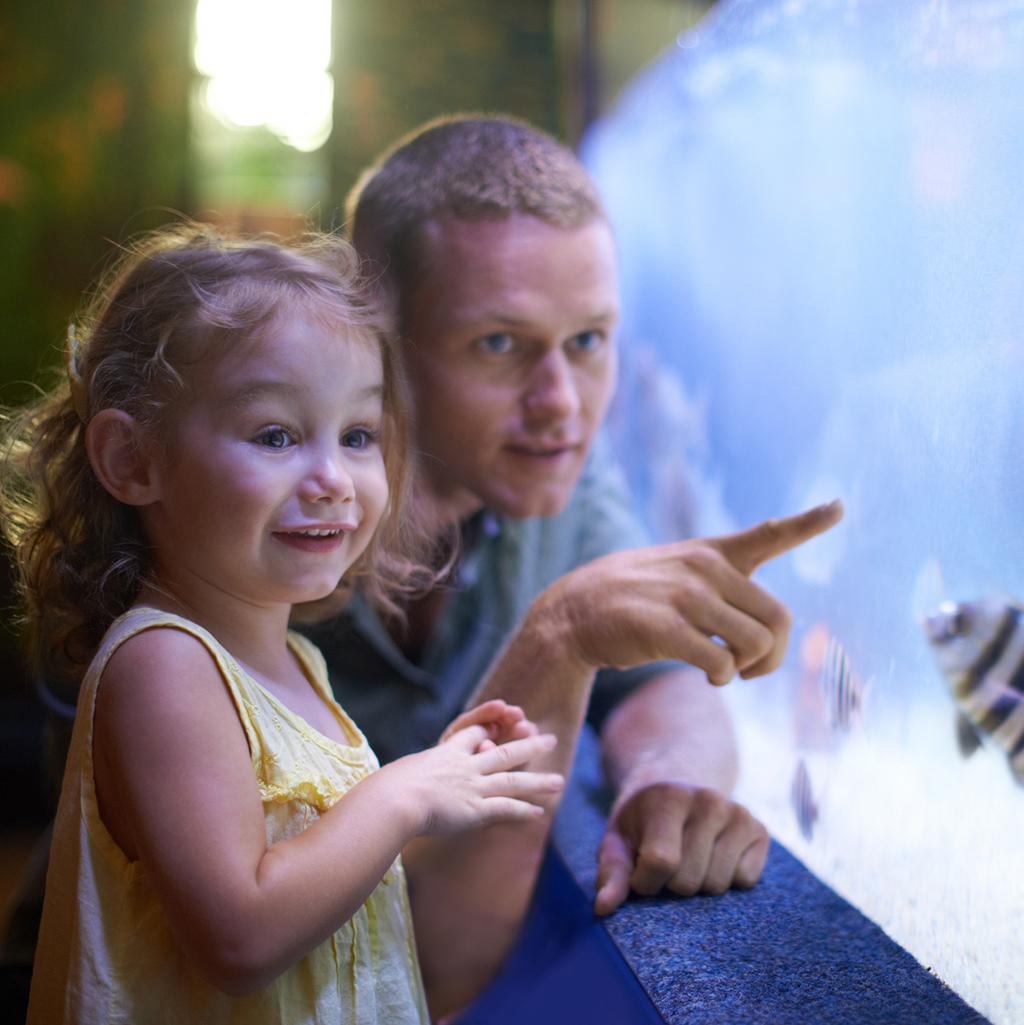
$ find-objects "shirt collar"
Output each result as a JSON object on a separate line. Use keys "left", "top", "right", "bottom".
{"left": 453, "top": 510, "right": 503, "bottom": 588}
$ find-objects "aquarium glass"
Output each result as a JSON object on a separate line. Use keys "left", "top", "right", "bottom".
{"left": 583, "top": 3, "right": 1024, "bottom": 1021}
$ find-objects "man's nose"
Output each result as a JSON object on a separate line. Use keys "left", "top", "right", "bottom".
{"left": 522, "top": 350, "right": 581, "bottom": 425}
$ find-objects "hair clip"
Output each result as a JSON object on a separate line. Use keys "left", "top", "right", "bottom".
{"left": 64, "top": 324, "right": 89, "bottom": 423}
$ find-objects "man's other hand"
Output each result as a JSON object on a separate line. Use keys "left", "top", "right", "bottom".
{"left": 593, "top": 781, "right": 769, "bottom": 915}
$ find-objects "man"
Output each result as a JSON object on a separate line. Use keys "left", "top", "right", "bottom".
{"left": 304, "top": 114, "right": 841, "bottom": 1017}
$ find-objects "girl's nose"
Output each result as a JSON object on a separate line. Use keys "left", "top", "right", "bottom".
{"left": 300, "top": 451, "right": 355, "bottom": 504}
{"left": 523, "top": 350, "right": 581, "bottom": 425}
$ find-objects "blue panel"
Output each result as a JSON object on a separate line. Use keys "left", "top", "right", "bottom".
{"left": 453, "top": 847, "right": 665, "bottom": 1025}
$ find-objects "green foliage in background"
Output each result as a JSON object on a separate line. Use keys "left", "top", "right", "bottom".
{"left": 330, "top": 0, "right": 559, "bottom": 219}
{"left": 0, "top": 0, "right": 192, "bottom": 407}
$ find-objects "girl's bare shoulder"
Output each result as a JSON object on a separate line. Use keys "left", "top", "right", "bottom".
{"left": 95, "top": 623, "right": 238, "bottom": 740}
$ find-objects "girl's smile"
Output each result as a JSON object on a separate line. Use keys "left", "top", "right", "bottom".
{"left": 273, "top": 523, "right": 358, "bottom": 553}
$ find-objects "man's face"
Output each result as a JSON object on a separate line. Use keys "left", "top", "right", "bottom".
{"left": 403, "top": 213, "right": 619, "bottom": 522}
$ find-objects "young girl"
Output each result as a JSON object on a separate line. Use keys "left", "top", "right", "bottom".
{"left": 2, "top": 225, "right": 563, "bottom": 1024}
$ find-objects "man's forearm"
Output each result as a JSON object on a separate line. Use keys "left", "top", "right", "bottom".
{"left": 600, "top": 667, "right": 739, "bottom": 800}
{"left": 406, "top": 583, "right": 600, "bottom": 1019}
{"left": 466, "top": 578, "right": 599, "bottom": 776}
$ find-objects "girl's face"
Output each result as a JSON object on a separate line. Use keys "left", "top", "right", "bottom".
{"left": 140, "top": 311, "right": 390, "bottom": 611}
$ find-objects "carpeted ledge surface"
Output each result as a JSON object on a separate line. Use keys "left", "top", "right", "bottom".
{"left": 550, "top": 727, "right": 990, "bottom": 1025}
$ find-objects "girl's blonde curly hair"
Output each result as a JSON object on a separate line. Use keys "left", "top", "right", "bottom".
{"left": 1, "top": 222, "right": 428, "bottom": 680}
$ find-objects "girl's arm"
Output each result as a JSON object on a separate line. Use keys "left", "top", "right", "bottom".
{"left": 93, "top": 628, "right": 561, "bottom": 995}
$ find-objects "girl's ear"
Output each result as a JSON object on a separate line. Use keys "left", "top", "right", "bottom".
{"left": 85, "top": 409, "right": 160, "bottom": 506}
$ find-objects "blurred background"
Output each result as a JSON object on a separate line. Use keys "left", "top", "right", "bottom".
{"left": 4, "top": 2, "right": 1024, "bottom": 1023}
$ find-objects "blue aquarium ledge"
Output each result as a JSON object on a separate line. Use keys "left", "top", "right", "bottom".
{"left": 456, "top": 728, "right": 989, "bottom": 1025}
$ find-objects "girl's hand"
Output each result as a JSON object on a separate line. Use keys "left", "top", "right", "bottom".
{"left": 439, "top": 699, "right": 539, "bottom": 752}
{"left": 384, "top": 726, "right": 563, "bottom": 837}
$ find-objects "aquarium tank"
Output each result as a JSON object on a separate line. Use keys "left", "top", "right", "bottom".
{"left": 583, "top": 2, "right": 1024, "bottom": 1022}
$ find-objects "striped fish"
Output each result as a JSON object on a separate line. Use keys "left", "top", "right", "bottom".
{"left": 819, "top": 636, "right": 863, "bottom": 731}
{"left": 790, "top": 758, "right": 819, "bottom": 841}
{"left": 924, "top": 598, "right": 1024, "bottom": 785}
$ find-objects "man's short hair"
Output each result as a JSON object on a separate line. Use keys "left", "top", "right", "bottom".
{"left": 345, "top": 113, "right": 606, "bottom": 316}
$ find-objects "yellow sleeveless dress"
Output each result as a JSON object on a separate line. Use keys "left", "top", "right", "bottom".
{"left": 27, "top": 607, "right": 429, "bottom": 1025}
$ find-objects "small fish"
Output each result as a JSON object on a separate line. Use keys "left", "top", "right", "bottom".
{"left": 923, "top": 598, "right": 1024, "bottom": 785}
{"left": 794, "top": 622, "right": 833, "bottom": 749}
{"left": 790, "top": 758, "right": 819, "bottom": 841}
{"left": 819, "top": 636, "right": 864, "bottom": 731}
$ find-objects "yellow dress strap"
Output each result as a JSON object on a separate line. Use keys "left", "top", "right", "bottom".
{"left": 287, "top": 629, "right": 332, "bottom": 703}
{"left": 286, "top": 628, "right": 370, "bottom": 758}
{"left": 89, "top": 606, "right": 262, "bottom": 761}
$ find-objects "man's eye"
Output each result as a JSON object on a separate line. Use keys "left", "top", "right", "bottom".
{"left": 477, "top": 333, "right": 514, "bottom": 355}
{"left": 253, "top": 426, "right": 294, "bottom": 449}
{"left": 568, "top": 330, "right": 603, "bottom": 353}
{"left": 342, "top": 427, "right": 377, "bottom": 450}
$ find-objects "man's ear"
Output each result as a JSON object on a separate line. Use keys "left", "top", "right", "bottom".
{"left": 85, "top": 409, "right": 160, "bottom": 506}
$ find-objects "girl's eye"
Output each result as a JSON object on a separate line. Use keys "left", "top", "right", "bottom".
{"left": 568, "top": 330, "right": 603, "bottom": 353}
{"left": 341, "top": 427, "right": 377, "bottom": 450}
{"left": 477, "top": 332, "right": 514, "bottom": 355}
{"left": 253, "top": 426, "right": 295, "bottom": 449}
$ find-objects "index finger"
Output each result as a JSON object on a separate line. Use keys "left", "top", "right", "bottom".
{"left": 711, "top": 499, "right": 843, "bottom": 576}
{"left": 476, "top": 732, "right": 557, "bottom": 772}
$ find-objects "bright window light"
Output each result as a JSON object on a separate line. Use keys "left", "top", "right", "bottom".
{"left": 194, "top": 0, "right": 333, "bottom": 152}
